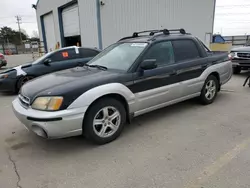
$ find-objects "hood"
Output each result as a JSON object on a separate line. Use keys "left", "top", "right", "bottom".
{"left": 231, "top": 46, "right": 250, "bottom": 52}
{"left": 0, "top": 62, "right": 33, "bottom": 74}
{"left": 21, "top": 67, "right": 125, "bottom": 107}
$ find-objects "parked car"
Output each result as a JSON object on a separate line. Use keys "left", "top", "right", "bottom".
{"left": 229, "top": 46, "right": 250, "bottom": 74}
{"left": 12, "top": 29, "right": 232, "bottom": 144}
{"left": 0, "top": 46, "right": 100, "bottom": 93}
{"left": 0, "top": 53, "right": 7, "bottom": 68}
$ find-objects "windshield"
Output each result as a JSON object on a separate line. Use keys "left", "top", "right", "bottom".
{"left": 87, "top": 42, "right": 148, "bottom": 71}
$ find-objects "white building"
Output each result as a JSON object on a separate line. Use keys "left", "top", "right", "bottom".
{"left": 35, "top": 0, "right": 216, "bottom": 52}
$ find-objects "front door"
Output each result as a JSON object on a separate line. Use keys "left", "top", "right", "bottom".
{"left": 38, "top": 48, "right": 81, "bottom": 76}
{"left": 129, "top": 41, "right": 181, "bottom": 112}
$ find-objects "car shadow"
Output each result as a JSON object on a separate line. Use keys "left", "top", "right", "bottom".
{"left": 7, "top": 92, "right": 230, "bottom": 159}
{"left": 0, "top": 91, "right": 16, "bottom": 96}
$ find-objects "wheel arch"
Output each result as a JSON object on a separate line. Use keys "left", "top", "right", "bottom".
{"left": 209, "top": 71, "right": 220, "bottom": 91}
{"left": 83, "top": 93, "right": 131, "bottom": 127}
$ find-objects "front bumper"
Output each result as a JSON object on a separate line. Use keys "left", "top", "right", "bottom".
{"left": 12, "top": 98, "right": 88, "bottom": 139}
{"left": 232, "top": 59, "right": 250, "bottom": 68}
{"left": 0, "top": 78, "right": 17, "bottom": 92}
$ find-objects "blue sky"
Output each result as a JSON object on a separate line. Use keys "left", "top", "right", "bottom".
{"left": 0, "top": 0, "right": 249, "bottom": 37}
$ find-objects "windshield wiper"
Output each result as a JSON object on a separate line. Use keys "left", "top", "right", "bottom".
{"left": 83, "top": 64, "right": 108, "bottom": 71}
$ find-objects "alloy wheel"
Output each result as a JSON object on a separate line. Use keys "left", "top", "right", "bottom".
{"left": 205, "top": 80, "right": 216, "bottom": 100}
{"left": 93, "top": 106, "right": 121, "bottom": 138}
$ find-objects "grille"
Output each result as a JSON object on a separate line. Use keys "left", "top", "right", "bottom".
{"left": 18, "top": 94, "right": 30, "bottom": 108}
{"left": 237, "top": 53, "right": 250, "bottom": 59}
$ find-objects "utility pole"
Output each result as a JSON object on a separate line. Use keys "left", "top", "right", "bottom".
{"left": 15, "top": 15, "right": 23, "bottom": 44}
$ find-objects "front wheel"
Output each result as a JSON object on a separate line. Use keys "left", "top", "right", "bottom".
{"left": 16, "top": 76, "right": 34, "bottom": 93}
{"left": 200, "top": 75, "right": 219, "bottom": 105}
{"left": 84, "top": 98, "right": 126, "bottom": 145}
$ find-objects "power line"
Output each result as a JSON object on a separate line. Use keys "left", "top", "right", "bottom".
{"left": 217, "top": 4, "right": 250, "bottom": 8}
{"left": 216, "top": 13, "right": 250, "bottom": 16}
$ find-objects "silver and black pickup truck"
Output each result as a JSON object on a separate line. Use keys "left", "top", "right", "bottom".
{"left": 13, "top": 29, "right": 232, "bottom": 144}
{"left": 229, "top": 46, "right": 250, "bottom": 74}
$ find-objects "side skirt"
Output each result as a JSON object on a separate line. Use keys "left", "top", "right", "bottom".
{"left": 133, "top": 93, "right": 201, "bottom": 117}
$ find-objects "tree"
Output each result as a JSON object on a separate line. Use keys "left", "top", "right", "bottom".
{"left": 0, "top": 26, "right": 28, "bottom": 45}
{"left": 21, "top": 29, "right": 29, "bottom": 38}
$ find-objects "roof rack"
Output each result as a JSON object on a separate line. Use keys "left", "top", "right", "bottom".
{"left": 118, "top": 28, "right": 187, "bottom": 41}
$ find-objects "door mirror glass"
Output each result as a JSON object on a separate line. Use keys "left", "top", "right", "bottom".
{"left": 44, "top": 58, "right": 52, "bottom": 65}
{"left": 140, "top": 59, "right": 157, "bottom": 70}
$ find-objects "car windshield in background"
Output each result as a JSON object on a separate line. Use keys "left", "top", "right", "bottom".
{"left": 88, "top": 43, "right": 148, "bottom": 71}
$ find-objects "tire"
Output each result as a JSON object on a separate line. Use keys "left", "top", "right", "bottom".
{"left": 16, "top": 76, "right": 34, "bottom": 93}
{"left": 84, "top": 97, "right": 126, "bottom": 145}
{"left": 233, "top": 67, "right": 241, "bottom": 74}
{"left": 200, "top": 75, "right": 219, "bottom": 105}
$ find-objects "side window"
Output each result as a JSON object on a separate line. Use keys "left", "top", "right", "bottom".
{"left": 49, "top": 49, "right": 79, "bottom": 62}
{"left": 79, "top": 48, "right": 100, "bottom": 58}
{"left": 143, "top": 41, "right": 174, "bottom": 67}
{"left": 172, "top": 40, "right": 201, "bottom": 62}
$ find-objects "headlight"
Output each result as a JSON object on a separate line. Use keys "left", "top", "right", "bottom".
{"left": 228, "top": 52, "right": 235, "bottom": 60}
{"left": 0, "top": 74, "right": 8, "bottom": 79}
{"left": 32, "top": 97, "right": 63, "bottom": 111}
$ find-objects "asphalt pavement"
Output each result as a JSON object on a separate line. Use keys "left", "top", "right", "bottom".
{"left": 1, "top": 54, "right": 250, "bottom": 188}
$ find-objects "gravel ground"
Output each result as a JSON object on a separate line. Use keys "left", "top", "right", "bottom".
{"left": 1, "top": 55, "right": 250, "bottom": 188}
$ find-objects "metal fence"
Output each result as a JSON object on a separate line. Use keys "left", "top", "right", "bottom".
{"left": 223, "top": 35, "right": 250, "bottom": 47}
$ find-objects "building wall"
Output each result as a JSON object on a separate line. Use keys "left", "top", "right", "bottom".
{"left": 78, "top": 0, "right": 99, "bottom": 48}
{"left": 36, "top": 0, "right": 69, "bottom": 47}
{"left": 100, "top": 0, "right": 216, "bottom": 47}
{"left": 36, "top": 0, "right": 215, "bottom": 49}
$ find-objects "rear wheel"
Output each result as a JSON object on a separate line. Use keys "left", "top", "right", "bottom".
{"left": 84, "top": 98, "right": 126, "bottom": 145}
{"left": 16, "top": 76, "right": 34, "bottom": 93}
{"left": 200, "top": 75, "right": 219, "bottom": 105}
{"left": 233, "top": 67, "right": 241, "bottom": 74}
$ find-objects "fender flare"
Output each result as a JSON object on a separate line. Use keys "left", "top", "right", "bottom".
{"left": 68, "top": 83, "right": 136, "bottom": 111}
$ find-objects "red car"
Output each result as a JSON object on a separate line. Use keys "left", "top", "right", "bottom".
{"left": 0, "top": 53, "right": 7, "bottom": 68}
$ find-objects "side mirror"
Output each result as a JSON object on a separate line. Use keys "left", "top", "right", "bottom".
{"left": 140, "top": 59, "right": 157, "bottom": 70}
{"left": 44, "top": 58, "right": 51, "bottom": 65}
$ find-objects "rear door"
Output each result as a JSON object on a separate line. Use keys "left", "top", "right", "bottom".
{"left": 130, "top": 41, "right": 181, "bottom": 112}
{"left": 172, "top": 39, "right": 208, "bottom": 97}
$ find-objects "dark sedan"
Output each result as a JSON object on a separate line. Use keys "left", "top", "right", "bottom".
{"left": 0, "top": 46, "right": 100, "bottom": 93}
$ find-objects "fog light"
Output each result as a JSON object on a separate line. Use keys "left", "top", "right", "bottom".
{"left": 31, "top": 125, "right": 48, "bottom": 138}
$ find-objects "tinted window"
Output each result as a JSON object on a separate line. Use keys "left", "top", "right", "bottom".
{"left": 172, "top": 40, "right": 201, "bottom": 62}
{"left": 49, "top": 49, "right": 79, "bottom": 62}
{"left": 143, "top": 41, "right": 174, "bottom": 67}
{"left": 79, "top": 48, "right": 99, "bottom": 58}
{"left": 196, "top": 38, "right": 211, "bottom": 53}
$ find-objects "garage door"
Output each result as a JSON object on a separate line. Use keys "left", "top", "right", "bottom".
{"left": 62, "top": 4, "right": 80, "bottom": 37}
{"left": 43, "top": 13, "right": 56, "bottom": 52}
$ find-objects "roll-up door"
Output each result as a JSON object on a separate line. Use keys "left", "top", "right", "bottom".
{"left": 43, "top": 13, "right": 56, "bottom": 52}
{"left": 62, "top": 4, "right": 80, "bottom": 37}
